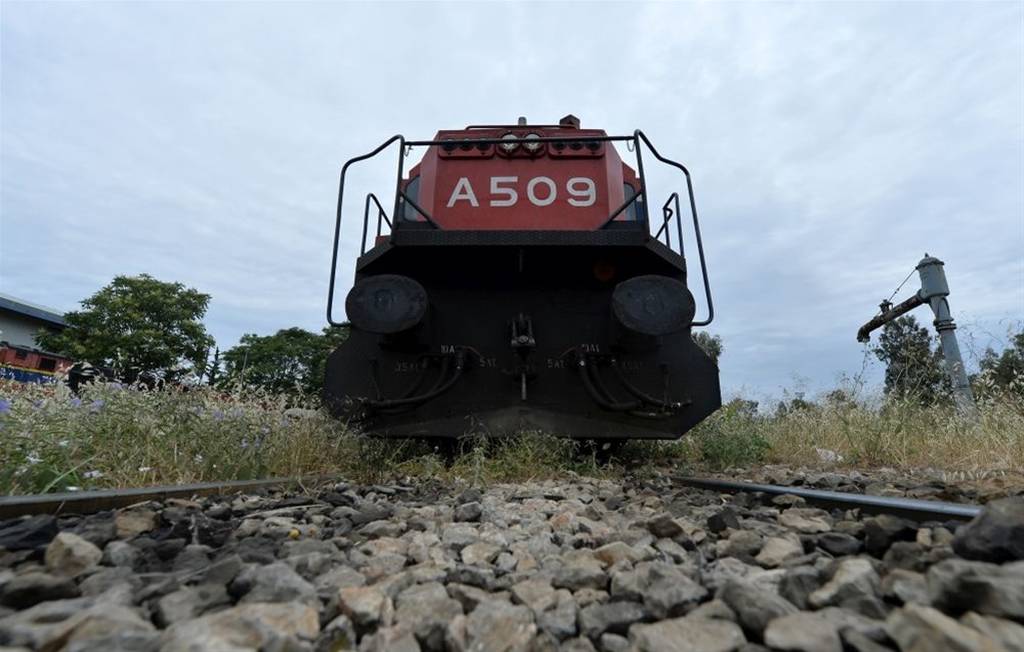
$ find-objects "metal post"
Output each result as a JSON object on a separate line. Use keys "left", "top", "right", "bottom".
{"left": 915, "top": 254, "right": 977, "bottom": 418}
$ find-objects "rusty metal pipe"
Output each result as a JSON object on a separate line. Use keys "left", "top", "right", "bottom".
{"left": 856, "top": 293, "right": 925, "bottom": 343}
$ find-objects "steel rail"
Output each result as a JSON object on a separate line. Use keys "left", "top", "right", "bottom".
{"left": 674, "top": 475, "right": 981, "bottom": 522}
{"left": 0, "top": 475, "right": 339, "bottom": 520}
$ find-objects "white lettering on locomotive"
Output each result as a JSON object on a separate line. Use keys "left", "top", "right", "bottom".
{"left": 567, "top": 177, "right": 597, "bottom": 207}
{"left": 489, "top": 176, "right": 518, "bottom": 207}
{"left": 447, "top": 177, "right": 597, "bottom": 209}
{"left": 447, "top": 178, "right": 479, "bottom": 207}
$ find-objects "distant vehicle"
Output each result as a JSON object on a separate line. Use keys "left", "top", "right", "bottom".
{"left": 0, "top": 342, "right": 73, "bottom": 383}
{"left": 323, "top": 115, "right": 720, "bottom": 442}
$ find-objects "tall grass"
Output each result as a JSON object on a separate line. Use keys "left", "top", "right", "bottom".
{"left": 1, "top": 376, "right": 1021, "bottom": 495}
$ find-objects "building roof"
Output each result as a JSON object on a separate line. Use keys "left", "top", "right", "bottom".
{"left": 0, "top": 293, "right": 68, "bottom": 328}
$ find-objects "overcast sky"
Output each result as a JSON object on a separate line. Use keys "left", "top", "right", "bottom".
{"left": 2, "top": 1, "right": 1021, "bottom": 401}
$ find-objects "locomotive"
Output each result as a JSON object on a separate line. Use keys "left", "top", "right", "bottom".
{"left": 323, "top": 115, "right": 720, "bottom": 441}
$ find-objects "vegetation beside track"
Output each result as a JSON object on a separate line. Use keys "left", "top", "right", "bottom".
{"left": 1, "top": 377, "right": 1021, "bottom": 495}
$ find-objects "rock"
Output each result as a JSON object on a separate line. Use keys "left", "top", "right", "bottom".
{"left": 0, "top": 596, "right": 151, "bottom": 651}
{"left": 953, "top": 497, "right": 1024, "bottom": 563}
{"left": 815, "top": 606, "right": 888, "bottom": 642}
{"left": 352, "top": 502, "right": 393, "bottom": 525}
{"left": 578, "top": 601, "right": 646, "bottom": 639}
{"left": 778, "top": 566, "right": 820, "bottom": 610}
{"left": 961, "top": 612, "right": 1024, "bottom": 652}
{"left": 102, "top": 540, "right": 140, "bottom": 568}
{"left": 560, "top": 637, "right": 596, "bottom": 652}
{"left": 360, "top": 624, "right": 421, "bottom": 651}
{"left": 927, "top": 558, "right": 1024, "bottom": 620}
{"left": 394, "top": 582, "right": 464, "bottom": 651}
{"left": 809, "top": 558, "right": 881, "bottom": 608}
{"left": 628, "top": 616, "right": 746, "bottom": 652}
{"left": 862, "top": 514, "right": 916, "bottom": 557}
{"left": 78, "top": 567, "right": 140, "bottom": 597}
{"left": 464, "top": 600, "right": 536, "bottom": 651}
{"left": 817, "top": 532, "right": 862, "bottom": 557}
{"left": 315, "top": 614, "right": 357, "bottom": 652}
{"left": 455, "top": 502, "right": 483, "bottom": 523}
{"left": 754, "top": 537, "right": 802, "bottom": 568}
{"left": 338, "top": 584, "right": 392, "bottom": 628}
{"left": 720, "top": 531, "right": 763, "bottom": 559}
{"left": 511, "top": 578, "right": 559, "bottom": 614}
{"left": 155, "top": 583, "right": 231, "bottom": 626}
{"left": 707, "top": 508, "right": 741, "bottom": 533}
{"left": 592, "top": 542, "right": 641, "bottom": 567}
{"left": 0, "top": 515, "right": 57, "bottom": 551}
{"left": 448, "top": 583, "right": 502, "bottom": 612}
{"left": 883, "top": 541, "right": 927, "bottom": 572}
{"left": 538, "top": 590, "right": 577, "bottom": 640}
{"left": 114, "top": 509, "right": 157, "bottom": 539}
{"left": 886, "top": 603, "right": 1004, "bottom": 652}
{"left": 646, "top": 514, "right": 685, "bottom": 539}
{"left": 688, "top": 599, "right": 737, "bottom": 622}
{"left": 842, "top": 630, "right": 896, "bottom": 652}
{"left": 610, "top": 561, "right": 707, "bottom": 619}
{"left": 718, "top": 580, "right": 798, "bottom": 641}
{"left": 763, "top": 612, "right": 842, "bottom": 652}
{"left": 882, "top": 569, "right": 929, "bottom": 605}
{"left": 462, "top": 542, "right": 502, "bottom": 566}
{"left": 779, "top": 508, "right": 831, "bottom": 534}
{"left": 442, "top": 524, "right": 480, "bottom": 550}
{"left": 0, "top": 572, "right": 79, "bottom": 608}
{"left": 553, "top": 565, "right": 607, "bottom": 592}
{"left": 160, "top": 601, "right": 319, "bottom": 651}
{"left": 44, "top": 532, "right": 102, "bottom": 578}
{"left": 195, "top": 553, "right": 245, "bottom": 585}
{"left": 599, "top": 633, "right": 630, "bottom": 652}
{"left": 231, "top": 561, "right": 319, "bottom": 605}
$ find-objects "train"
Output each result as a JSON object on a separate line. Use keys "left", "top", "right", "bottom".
{"left": 0, "top": 342, "right": 73, "bottom": 384}
{"left": 322, "top": 115, "right": 720, "bottom": 442}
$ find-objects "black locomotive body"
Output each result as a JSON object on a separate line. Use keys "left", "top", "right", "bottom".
{"left": 324, "top": 116, "right": 721, "bottom": 441}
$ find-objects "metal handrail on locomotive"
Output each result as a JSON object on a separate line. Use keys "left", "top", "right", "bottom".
{"left": 324, "top": 115, "right": 721, "bottom": 441}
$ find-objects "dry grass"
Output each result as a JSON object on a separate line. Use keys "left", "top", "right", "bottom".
{"left": 1, "top": 377, "right": 1021, "bottom": 495}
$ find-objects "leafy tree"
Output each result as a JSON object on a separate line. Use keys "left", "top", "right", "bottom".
{"left": 977, "top": 330, "right": 1024, "bottom": 397}
{"left": 222, "top": 325, "right": 348, "bottom": 396}
{"left": 693, "top": 331, "right": 723, "bottom": 363}
{"left": 872, "top": 315, "right": 949, "bottom": 405}
{"left": 36, "top": 274, "right": 214, "bottom": 379}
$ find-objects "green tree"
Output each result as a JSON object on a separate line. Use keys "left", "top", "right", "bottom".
{"left": 872, "top": 315, "right": 949, "bottom": 405}
{"left": 36, "top": 274, "right": 214, "bottom": 379}
{"left": 693, "top": 331, "right": 723, "bottom": 363}
{"left": 222, "top": 325, "right": 348, "bottom": 396}
{"left": 978, "top": 330, "right": 1024, "bottom": 397}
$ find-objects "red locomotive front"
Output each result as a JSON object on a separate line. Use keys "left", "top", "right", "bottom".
{"left": 399, "top": 116, "right": 642, "bottom": 231}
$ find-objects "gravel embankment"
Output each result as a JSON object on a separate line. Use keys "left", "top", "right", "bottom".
{"left": 1, "top": 472, "right": 1022, "bottom": 651}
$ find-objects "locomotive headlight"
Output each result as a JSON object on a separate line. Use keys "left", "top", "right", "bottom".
{"left": 611, "top": 275, "right": 696, "bottom": 337}
{"left": 522, "top": 133, "right": 542, "bottom": 152}
{"left": 499, "top": 133, "right": 519, "bottom": 152}
{"left": 346, "top": 274, "right": 428, "bottom": 335}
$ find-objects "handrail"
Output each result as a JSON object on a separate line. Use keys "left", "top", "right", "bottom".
{"left": 360, "top": 193, "right": 391, "bottom": 256}
{"left": 634, "top": 130, "right": 715, "bottom": 327}
{"left": 328, "top": 135, "right": 402, "bottom": 326}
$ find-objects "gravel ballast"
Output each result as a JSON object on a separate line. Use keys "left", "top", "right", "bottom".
{"left": 0, "top": 471, "right": 1022, "bottom": 651}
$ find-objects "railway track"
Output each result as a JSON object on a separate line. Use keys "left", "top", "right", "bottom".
{"left": 0, "top": 473, "right": 983, "bottom": 522}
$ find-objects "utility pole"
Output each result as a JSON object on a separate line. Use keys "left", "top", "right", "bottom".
{"left": 856, "top": 254, "right": 977, "bottom": 418}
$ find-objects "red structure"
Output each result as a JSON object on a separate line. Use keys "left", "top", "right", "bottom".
{"left": 401, "top": 118, "right": 642, "bottom": 230}
{"left": 0, "top": 343, "right": 73, "bottom": 383}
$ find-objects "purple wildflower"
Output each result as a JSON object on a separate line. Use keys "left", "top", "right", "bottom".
{"left": 212, "top": 409, "right": 225, "bottom": 421}
{"left": 0, "top": 398, "right": 11, "bottom": 415}
{"left": 70, "top": 397, "right": 82, "bottom": 407}
{"left": 90, "top": 399, "right": 105, "bottom": 413}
